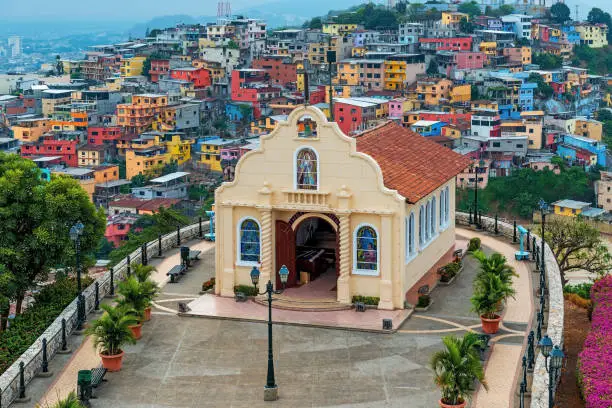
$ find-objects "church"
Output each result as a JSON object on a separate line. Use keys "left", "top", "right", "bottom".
{"left": 214, "top": 106, "right": 470, "bottom": 309}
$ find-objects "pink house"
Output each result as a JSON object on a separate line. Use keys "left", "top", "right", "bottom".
{"left": 388, "top": 98, "right": 407, "bottom": 119}
{"left": 456, "top": 51, "right": 486, "bottom": 70}
{"left": 104, "top": 214, "right": 140, "bottom": 247}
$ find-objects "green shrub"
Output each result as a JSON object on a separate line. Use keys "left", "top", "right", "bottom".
{"left": 439, "top": 261, "right": 462, "bottom": 282}
{"left": 417, "top": 294, "right": 431, "bottom": 308}
{"left": 0, "top": 276, "right": 92, "bottom": 374}
{"left": 563, "top": 283, "right": 592, "bottom": 300}
{"left": 467, "top": 237, "right": 481, "bottom": 252}
{"left": 351, "top": 296, "right": 380, "bottom": 305}
{"left": 202, "top": 277, "right": 215, "bottom": 291}
{"left": 234, "top": 285, "right": 258, "bottom": 297}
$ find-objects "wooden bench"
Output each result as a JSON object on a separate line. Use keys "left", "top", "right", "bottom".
{"left": 167, "top": 264, "right": 186, "bottom": 283}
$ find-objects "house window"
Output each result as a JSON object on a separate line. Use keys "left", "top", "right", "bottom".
{"left": 419, "top": 205, "right": 425, "bottom": 246}
{"left": 238, "top": 218, "right": 261, "bottom": 264}
{"left": 406, "top": 212, "right": 415, "bottom": 260}
{"left": 445, "top": 186, "right": 450, "bottom": 224}
{"left": 295, "top": 147, "right": 318, "bottom": 190}
{"left": 354, "top": 224, "right": 378, "bottom": 275}
{"left": 439, "top": 190, "right": 445, "bottom": 228}
{"left": 430, "top": 196, "right": 437, "bottom": 237}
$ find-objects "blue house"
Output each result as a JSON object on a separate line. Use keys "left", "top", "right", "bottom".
{"left": 561, "top": 25, "right": 581, "bottom": 44}
{"left": 519, "top": 83, "right": 537, "bottom": 111}
{"left": 410, "top": 120, "right": 447, "bottom": 136}
{"left": 556, "top": 134, "right": 607, "bottom": 167}
{"left": 225, "top": 102, "right": 253, "bottom": 122}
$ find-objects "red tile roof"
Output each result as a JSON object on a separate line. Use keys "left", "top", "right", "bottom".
{"left": 354, "top": 121, "right": 471, "bottom": 203}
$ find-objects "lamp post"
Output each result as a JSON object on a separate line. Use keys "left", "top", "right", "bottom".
{"left": 473, "top": 159, "right": 484, "bottom": 228}
{"left": 538, "top": 335, "right": 565, "bottom": 408}
{"left": 539, "top": 199, "right": 549, "bottom": 283}
{"left": 70, "top": 221, "right": 85, "bottom": 329}
{"left": 250, "top": 265, "right": 290, "bottom": 401}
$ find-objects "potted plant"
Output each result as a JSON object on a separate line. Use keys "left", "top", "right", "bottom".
{"left": 52, "top": 391, "right": 85, "bottom": 407}
{"left": 86, "top": 304, "right": 137, "bottom": 372}
{"left": 431, "top": 333, "right": 488, "bottom": 407}
{"left": 201, "top": 277, "right": 216, "bottom": 293}
{"left": 472, "top": 251, "right": 517, "bottom": 285}
{"left": 117, "top": 276, "right": 148, "bottom": 339}
{"left": 467, "top": 237, "right": 481, "bottom": 253}
{"left": 133, "top": 264, "right": 159, "bottom": 322}
{"left": 471, "top": 273, "right": 516, "bottom": 334}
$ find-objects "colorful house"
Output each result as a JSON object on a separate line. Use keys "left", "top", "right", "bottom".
{"left": 410, "top": 120, "right": 447, "bottom": 137}
{"left": 552, "top": 199, "right": 592, "bottom": 217}
{"left": 125, "top": 147, "right": 170, "bottom": 179}
{"left": 169, "top": 67, "right": 212, "bottom": 89}
{"left": 197, "top": 136, "right": 235, "bottom": 172}
{"left": 117, "top": 94, "right": 169, "bottom": 136}
{"left": 104, "top": 213, "right": 140, "bottom": 247}
{"left": 120, "top": 56, "right": 147, "bottom": 77}
{"left": 11, "top": 118, "right": 51, "bottom": 142}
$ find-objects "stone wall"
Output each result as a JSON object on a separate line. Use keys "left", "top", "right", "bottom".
{"left": 455, "top": 212, "right": 564, "bottom": 408}
{"left": 0, "top": 222, "right": 205, "bottom": 407}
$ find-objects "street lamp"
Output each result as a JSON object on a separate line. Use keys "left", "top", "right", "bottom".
{"left": 473, "top": 159, "right": 484, "bottom": 228}
{"left": 538, "top": 335, "right": 565, "bottom": 408}
{"left": 250, "top": 265, "right": 290, "bottom": 401}
{"left": 539, "top": 199, "right": 549, "bottom": 278}
{"left": 70, "top": 221, "right": 85, "bottom": 329}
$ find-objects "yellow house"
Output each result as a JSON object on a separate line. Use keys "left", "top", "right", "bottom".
{"left": 471, "top": 100, "right": 498, "bottom": 111}
{"left": 322, "top": 23, "right": 360, "bottom": 35}
{"left": 125, "top": 147, "right": 170, "bottom": 179}
{"left": 442, "top": 11, "right": 469, "bottom": 26}
{"left": 479, "top": 42, "right": 497, "bottom": 57}
{"left": 214, "top": 106, "right": 470, "bottom": 309}
{"left": 574, "top": 118, "right": 603, "bottom": 141}
{"left": 336, "top": 61, "right": 360, "bottom": 86}
{"left": 120, "top": 56, "right": 147, "bottom": 77}
{"left": 351, "top": 47, "right": 366, "bottom": 57}
{"left": 575, "top": 24, "right": 609, "bottom": 48}
{"left": 416, "top": 78, "right": 452, "bottom": 106}
{"left": 165, "top": 134, "right": 192, "bottom": 165}
{"left": 552, "top": 199, "right": 592, "bottom": 217}
{"left": 198, "top": 138, "right": 234, "bottom": 172}
{"left": 11, "top": 118, "right": 51, "bottom": 142}
{"left": 384, "top": 60, "right": 407, "bottom": 91}
{"left": 450, "top": 84, "right": 471, "bottom": 103}
{"left": 250, "top": 115, "right": 287, "bottom": 135}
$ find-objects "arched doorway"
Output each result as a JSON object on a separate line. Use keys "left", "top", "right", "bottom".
{"left": 275, "top": 214, "right": 339, "bottom": 291}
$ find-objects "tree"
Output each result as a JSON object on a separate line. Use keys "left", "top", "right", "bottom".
{"left": 458, "top": 1, "right": 481, "bottom": 18}
{"left": 142, "top": 57, "right": 152, "bottom": 80}
{"left": 533, "top": 53, "right": 563, "bottom": 69}
{"left": 148, "top": 28, "right": 162, "bottom": 38}
{"left": 0, "top": 265, "right": 14, "bottom": 331}
{"left": 161, "top": 161, "right": 178, "bottom": 175}
{"left": 430, "top": 333, "right": 488, "bottom": 405}
{"left": 130, "top": 174, "right": 148, "bottom": 188}
{"left": 459, "top": 18, "right": 475, "bottom": 34}
{"left": 395, "top": 0, "right": 407, "bottom": 14}
{"left": 528, "top": 73, "right": 554, "bottom": 98}
{"left": 427, "top": 58, "right": 439, "bottom": 75}
{"left": 0, "top": 154, "right": 106, "bottom": 313}
{"left": 471, "top": 85, "right": 480, "bottom": 100}
{"left": 587, "top": 7, "right": 612, "bottom": 26}
{"left": 550, "top": 2, "right": 571, "bottom": 24}
{"left": 95, "top": 238, "right": 115, "bottom": 260}
{"left": 55, "top": 55, "right": 64, "bottom": 76}
{"left": 542, "top": 217, "right": 612, "bottom": 285}
{"left": 309, "top": 17, "right": 323, "bottom": 29}
{"left": 408, "top": 3, "right": 427, "bottom": 20}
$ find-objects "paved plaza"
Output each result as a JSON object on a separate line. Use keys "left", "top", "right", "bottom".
{"left": 29, "top": 228, "right": 535, "bottom": 408}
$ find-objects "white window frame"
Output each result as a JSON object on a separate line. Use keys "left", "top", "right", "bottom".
{"left": 406, "top": 212, "right": 416, "bottom": 263}
{"left": 293, "top": 145, "right": 320, "bottom": 191}
{"left": 431, "top": 196, "right": 437, "bottom": 237}
{"left": 236, "top": 216, "right": 262, "bottom": 267}
{"left": 353, "top": 223, "right": 380, "bottom": 276}
{"left": 439, "top": 189, "right": 445, "bottom": 228}
{"left": 419, "top": 205, "right": 425, "bottom": 247}
{"left": 445, "top": 186, "right": 450, "bottom": 225}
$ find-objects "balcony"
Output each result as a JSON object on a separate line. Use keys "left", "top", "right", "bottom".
{"left": 282, "top": 190, "right": 330, "bottom": 207}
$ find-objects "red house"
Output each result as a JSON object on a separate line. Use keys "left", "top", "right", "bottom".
{"left": 20, "top": 135, "right": 78, "bottom": 167}
{"left": 419, "top": 37, "right": 473, "bottom": 51}
{"left": 252, "top": 56, "right": 297, "bottom": 86}
{"left": 88, "top": 126, "right": 123, "bottom": 145}
{"left": 419, "top": 112, "right": 472, "bottom": 126}
{"left": 333, "top": 98, "right": 383, "bottom": 136}
{"left": 169, "top": 67, "right": 211, "bottom": 88}
{"left": 231, "top": 69, "right": 282, "bottom": 119}
{"left": 104, "top": 213, "right": 140, "bottom": 247}
{"left": 149, "top": 59, "right": 170, "bottom": 83}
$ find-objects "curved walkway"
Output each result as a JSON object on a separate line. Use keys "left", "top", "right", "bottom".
{"left": 36, "top": 238, "right": 213, "bottom": 407}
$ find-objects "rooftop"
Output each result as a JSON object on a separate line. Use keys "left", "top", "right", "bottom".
{"left": 354, "top": 121, "right": 471, "bottom": 203}
{"left": 552, "top": 199, "right": 591, "bottom": 209}
{"left": 149, "top": 171, "right": 190, "bottom": 184}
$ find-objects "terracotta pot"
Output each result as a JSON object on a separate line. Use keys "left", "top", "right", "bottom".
{"left": 480, "top": 314, "right": 502, "bottom": 334}
{"left": 100, "top": 351, "right": 124, "bottom": 372}
{"left": 439, "top": 398, "right": 466, "bottom": 408}
{"left": 129, "top": 323, "right": 143, "bottom": 340}
{"left": 144, "top": 307, "right": 152, "bottom": 322}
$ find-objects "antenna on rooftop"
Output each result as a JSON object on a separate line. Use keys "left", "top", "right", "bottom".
{"left": 225, "top": 1, "right": 232, "bottom": 18}
{"left": 575, "top": 5, "right": 579, "bottom": 21}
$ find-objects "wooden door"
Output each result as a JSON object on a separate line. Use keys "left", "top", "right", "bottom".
{"left": 275, "top": 220, "right": 297, "bottom": 288}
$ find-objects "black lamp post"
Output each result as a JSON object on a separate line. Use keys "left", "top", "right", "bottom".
{"left": 538, "top": 335, "right": 565, "bottom": 408}
{"left": 473, "top": 159, "right": 485, "bottom": 228}
{"left": 70, "top": 221, "right": 85, "bottom": 329}
{"left": 250, "top": 265, "right": 290, "bottom": 401}
{"left": 539, "top": 199, "right": 549, "bottom": 279}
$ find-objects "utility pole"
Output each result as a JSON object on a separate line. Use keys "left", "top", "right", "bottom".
{"left": 327, "top": 35, "right": 335, "bottom": 122}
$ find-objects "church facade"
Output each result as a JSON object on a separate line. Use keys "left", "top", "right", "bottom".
{"left": 214, "top": 106, "right": 470, "bottom": 309}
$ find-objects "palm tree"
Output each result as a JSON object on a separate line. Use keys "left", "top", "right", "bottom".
{"left": 50, "top": 391, "right": 85, "bottom": 408}
{"left": 471, "top": 273, "right": 516, "bottom": 319}
{"left": 431, "top": 333, "right": 488, "bottom": 406}
{"left": 472, "top": 250, "right": 518, "bottom": 285}
{"left": 131, "top": 264, "right": 159, "bottom": 311}
{"left": 117, "top": 276, "right": 149, "bottom": 320}
{"left": 86, "top": 304, "right": 137, "bottom": 356}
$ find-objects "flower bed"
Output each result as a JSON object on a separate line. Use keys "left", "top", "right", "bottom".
{"left": 578, "top": 275, "right": 612, "bottom": 408}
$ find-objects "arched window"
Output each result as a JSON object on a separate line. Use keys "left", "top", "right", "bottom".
{"left": 445, "top": 186, "right": 450, "bottom": 224}
{"left": 407, "top": 212, "right": 415, "bottom": 260}
{"left": 419, "top": 205, "right": 425, "bottom": 246}
{"left": 295, "top": 147, "right": 318, "bottom": 190}
{"left": 354, "top": 224, "right": 378, "bottom": 274}
{"left": 238, "top": 218, "right": 261, "bottom": 264}
{"left": 431, "top": 197, "right": 437, "bottom": 236}
{"left": 426, "top": 201, "right": 431, "bottom": 240}
{"left": 440, "top": 190, "right": 445, "bottom": 227}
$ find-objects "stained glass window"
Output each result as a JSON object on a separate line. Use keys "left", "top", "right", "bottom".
{"left": 239, "top": 218, "right": 260, "bottom": 263}
{"left": 356, "top": 225, "right": 378, "bottom": 271}
{"left": 296, "top": 148, "right": 318, "bottom": 190}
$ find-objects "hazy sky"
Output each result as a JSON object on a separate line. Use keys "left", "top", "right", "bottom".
{"left": 1, "top": 0, "right": 610, "bottom": 21}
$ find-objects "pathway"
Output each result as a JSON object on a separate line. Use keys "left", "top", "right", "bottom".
{"left": 36, "top": 238, "right": 213, "bottom": 407}
{"left": 455, "top": 228, "right": 533, "bottom": 408}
